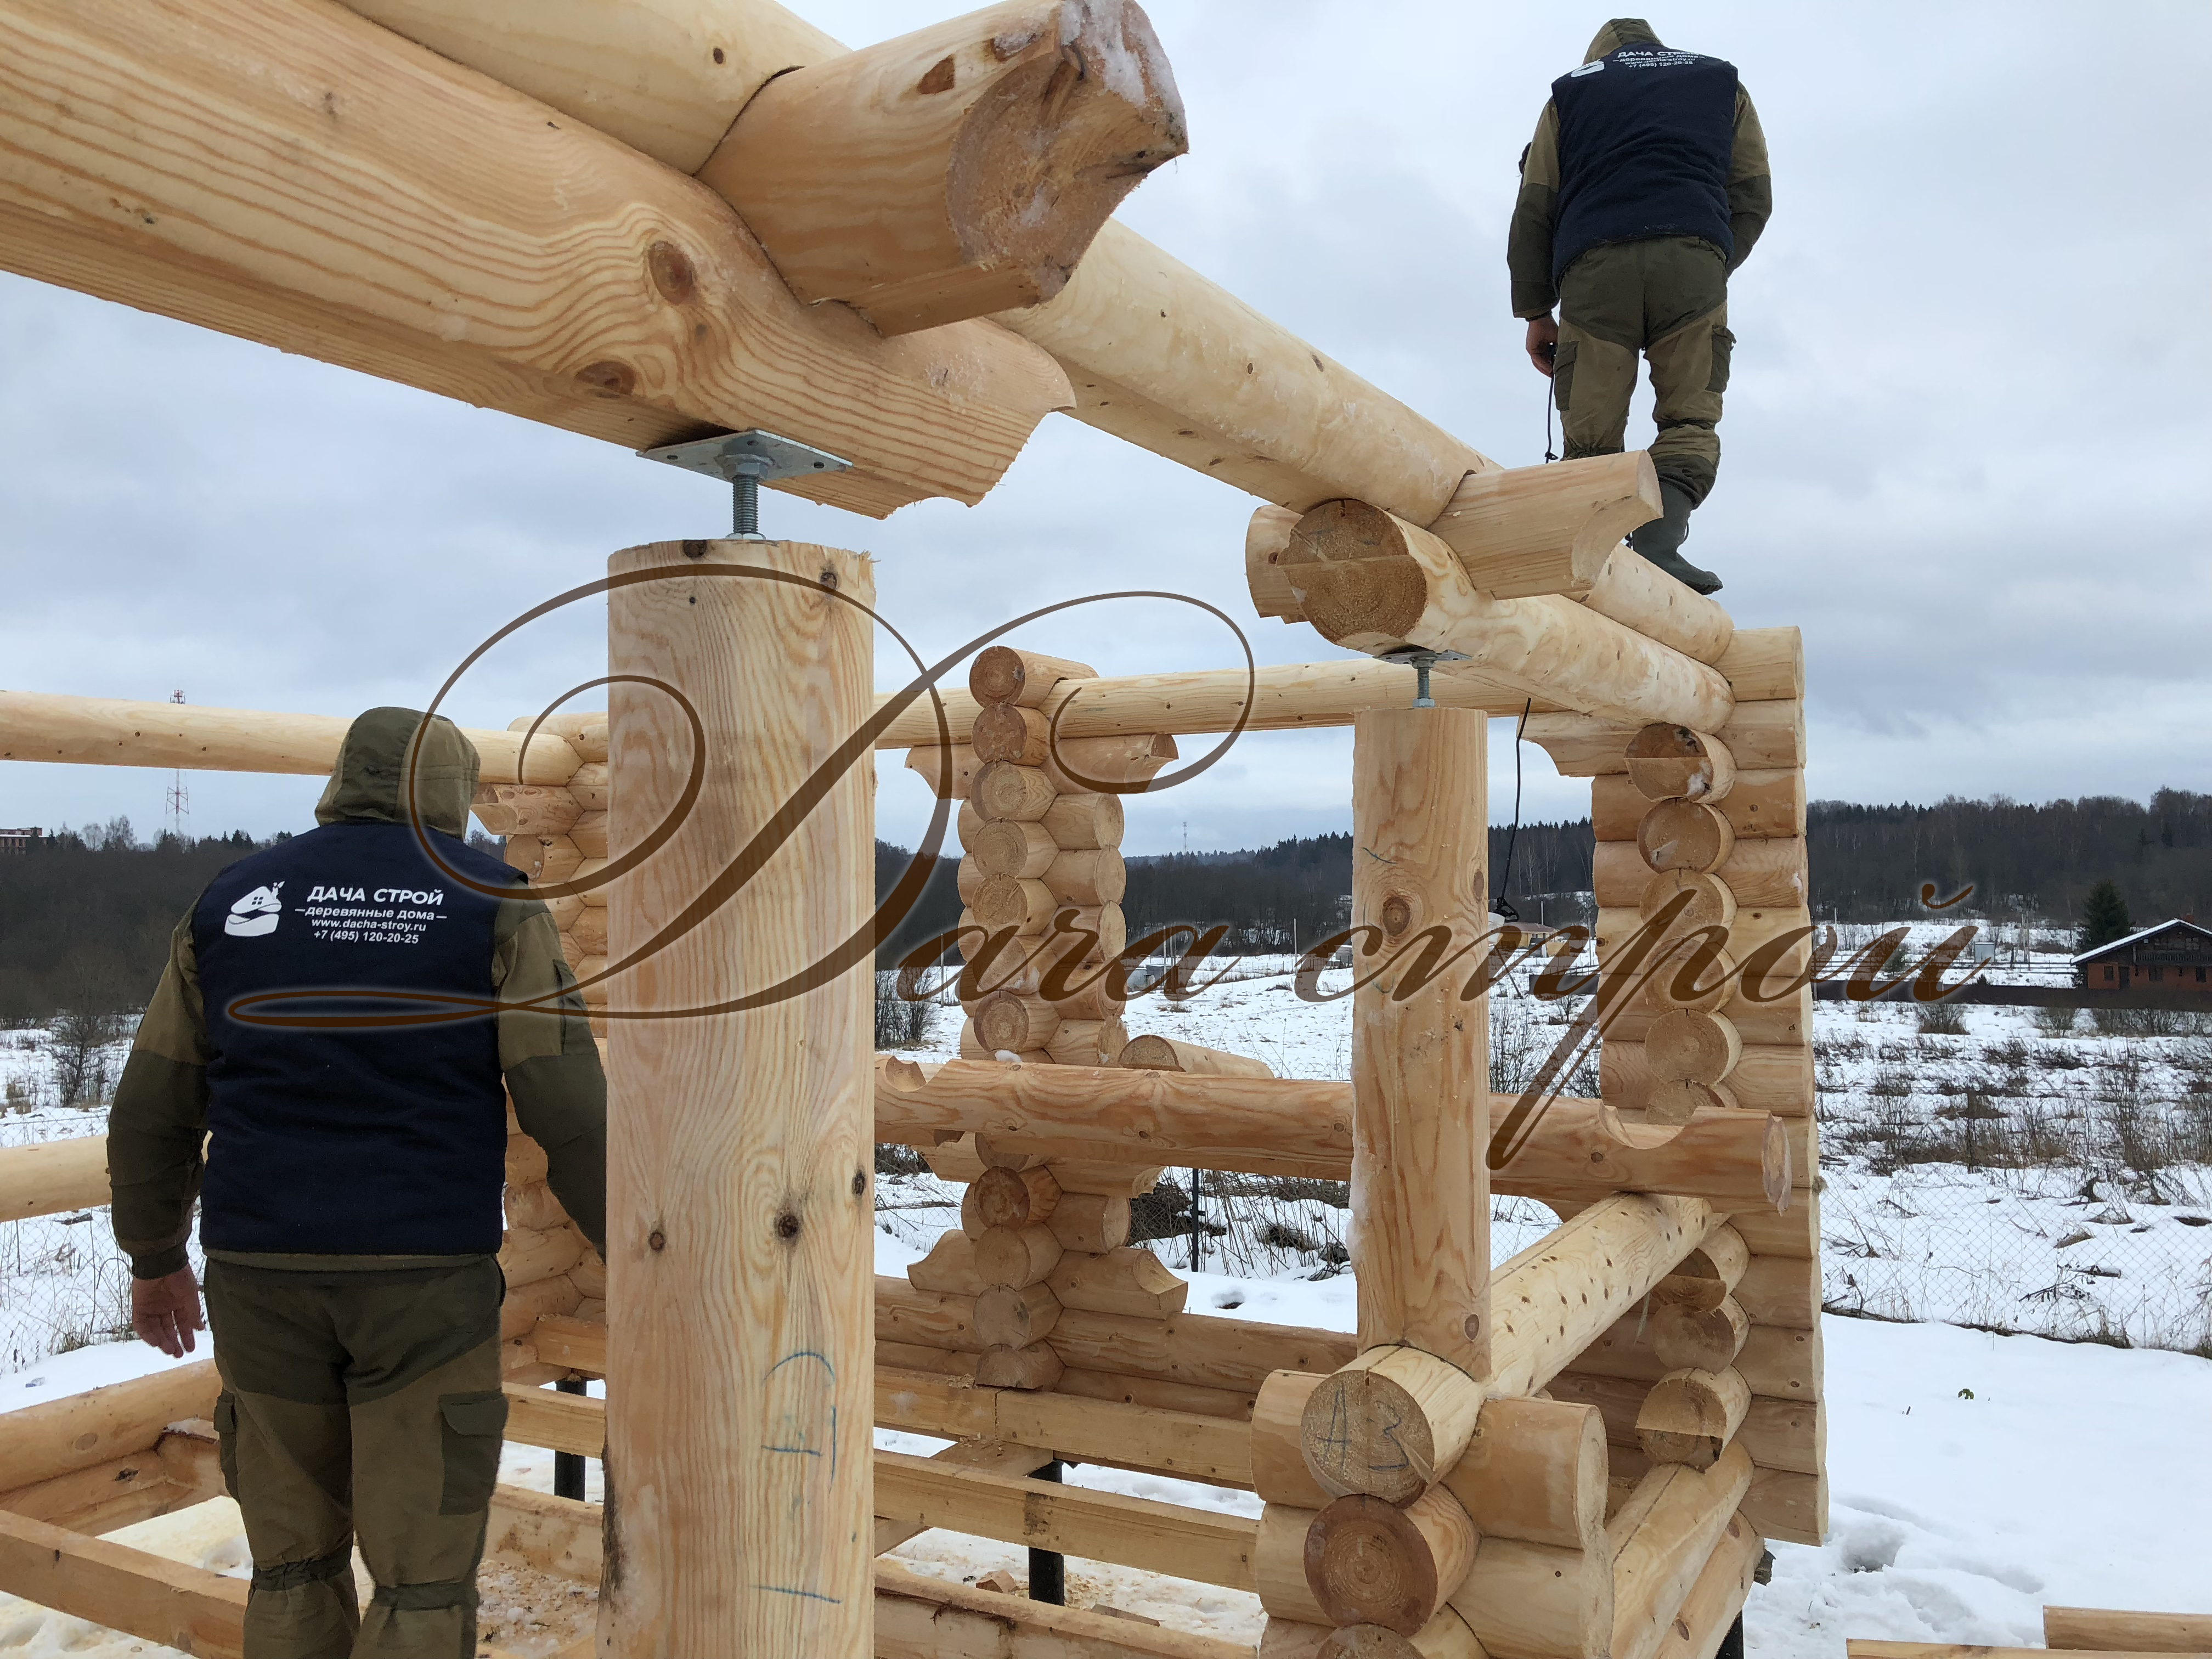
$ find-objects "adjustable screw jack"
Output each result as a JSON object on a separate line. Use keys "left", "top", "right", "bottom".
{"left": 1377, "top": 645, "right": 1470, "bottom": 709}
{"left": 637, "top": 429, "right": 851, "bottom": 541}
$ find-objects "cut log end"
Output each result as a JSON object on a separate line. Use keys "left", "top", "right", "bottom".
{"left": 1304, "top": 1489, "right": 1476, "bottom": 1637}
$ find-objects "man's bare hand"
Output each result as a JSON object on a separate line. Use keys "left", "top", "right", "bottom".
{"left": 1525, "top": 315, "right": 1560, "bottom": 377}
{"left": 132, "top": 1267, "right": 204, "bottom": 1357}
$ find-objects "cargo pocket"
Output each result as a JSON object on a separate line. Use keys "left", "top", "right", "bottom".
{"left": 1552, "top": 337, "right": 1579, "bottom": 411}
{"left": 212, "top": 1393, "right": 240, "bottom": 1498}
{"left": 1706, "top": 326, "right": 1735, "bottom": 394}
{"left": 437, "top": 1391, "right": 507, "bottom": 1515}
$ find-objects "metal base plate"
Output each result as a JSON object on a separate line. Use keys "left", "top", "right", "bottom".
{"left": 639, "top": 429, "right": 851, "bottom": 483}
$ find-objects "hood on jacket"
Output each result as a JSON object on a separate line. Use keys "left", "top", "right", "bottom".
{"left": 1585, "top": 18, "right": 1663, "bottom": 61}
{"left": 314, "top": 707, "right": 481, "bottom": 837}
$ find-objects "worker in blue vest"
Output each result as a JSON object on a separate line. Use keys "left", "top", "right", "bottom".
{"left": 108, "top": 707, "right": 606, "bottom": 1658}
{"left": 1510, "top": 20, "right": 1773, "bottom": 595}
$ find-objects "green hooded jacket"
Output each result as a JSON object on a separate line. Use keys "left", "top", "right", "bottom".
{"left": 1507, "top": 18, "right": 1774, "bottom": 318}
{"left": 107, "top": 707, "right": 608, "bottom": 1278}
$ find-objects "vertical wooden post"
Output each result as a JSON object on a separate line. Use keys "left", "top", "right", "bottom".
{"left": 1350, "top": 706, "right": 1490, "bottom": 1369}
{"left": 605, "top": 539, "right": 874, "bottom": 1657}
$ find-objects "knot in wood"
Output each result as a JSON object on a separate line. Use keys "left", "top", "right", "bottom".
{"left": 775, "top": 1211, "right": 801, "bottom": 1240}
{"left": 647, "top": 1229, "right": 665, "bottom": 1252}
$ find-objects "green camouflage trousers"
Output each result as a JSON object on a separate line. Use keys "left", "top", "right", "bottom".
{"left": 202, "top": 1257, "right": 506, "bottom": 1659}
{"left": 1553, "top": 236, "right": 1735, "bottom": 505}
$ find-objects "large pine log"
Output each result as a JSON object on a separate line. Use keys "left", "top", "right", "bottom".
{"left": 0, "top": 0, "right": 1069, "bottom": 518}
{"left": 1606, "top": 1446, "right": 1756, "bottom": 1659}
{"left": 1346, "top": 707, "right": 1489, "bottom": 1372}
{"left": 0, "top": 1508, "right": 248, "bottom": 1659}
{"left": 703, "top": 0, "right": 1186, "bottom": 333}
{"left": 0, "top": 1133, "right": 111, "bottom": 1223}
{"left": 2043, "top": 1609, "right": 2212, "bottom": 1654}
{"left": 1422, "top": 454, "right": 1661, "bottom": 599}
{"left": 1278, "top": 501, "right": 1734, "bottom": 730}
{"left": 0, "top": 1362, "right": 219, "bottom": 1494}
{"left": 604, "top": 540, "right": 874, "bottom": 1655}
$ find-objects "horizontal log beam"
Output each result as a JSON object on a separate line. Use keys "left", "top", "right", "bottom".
{"left": 1277, "top": 501, "right": 1734, "bottom": 729}
{"left": 877, "top": 1059, "right": 1791, "bottom": 1210}
{"left": 878, "top": 1556, "right": 1252, "bottom": 1659}
{"left": 2044, "top": 1609, "right": 2212, "bottom": 1655}
{"left": 0, "top": 1133, "right": 109, "bottom": 1222}
{"left": 0, "top": 0, "right": 1069, "bottom": 518}
{"left": 874, "top": 1449, "right": 1258, "bottom": 1590}
{"left": 0, "top": 1361, "right": 219, "bottom": 1495}
{"left": 0, "top": 695, "right": 579, "bottom": 784}
{"left": 0, "top": 1504, "right": 247, "bottom": 1657}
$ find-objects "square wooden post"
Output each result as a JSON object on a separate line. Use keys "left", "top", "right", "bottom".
{"left": 604, "top": 539, "right": 874, "bottom": 1657}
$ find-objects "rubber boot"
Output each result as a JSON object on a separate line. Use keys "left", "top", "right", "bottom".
{"left": 1628, "top": 481, "right": 1723, "bottom": 594}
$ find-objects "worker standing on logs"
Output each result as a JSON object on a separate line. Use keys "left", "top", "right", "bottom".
{"left": 104, "top": 707, "right": 606, "bottom": 1659}
{"left": 1510, "top": 19, "right": 1773, "bottom": 595}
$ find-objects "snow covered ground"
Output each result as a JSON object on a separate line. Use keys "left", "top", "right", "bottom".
{"left": 2, "top": 942, "right": 2208, "bottom": 1655}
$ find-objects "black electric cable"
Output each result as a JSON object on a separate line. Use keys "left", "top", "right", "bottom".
{"left": 1491, "top": 699, "right": 1532, "bottom": 921}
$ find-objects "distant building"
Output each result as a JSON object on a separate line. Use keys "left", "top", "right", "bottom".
{"left": 0, "top": 828, "right": 42, "bottom": 855}
{"left": 2072, "top": 918, "right": 2212, "bottom": 994}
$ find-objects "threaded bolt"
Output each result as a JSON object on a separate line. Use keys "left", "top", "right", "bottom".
{"left": 732, "top": 474, "right": 760, "bottom": 539}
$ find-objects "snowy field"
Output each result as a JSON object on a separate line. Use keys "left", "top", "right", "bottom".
{"left": 2, "top": 937, "right": 2208, "bottom": 1655}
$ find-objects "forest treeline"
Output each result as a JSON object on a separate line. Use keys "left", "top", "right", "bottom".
{"left": 6, "top": 792, "right": 2206, "bottom": 1018}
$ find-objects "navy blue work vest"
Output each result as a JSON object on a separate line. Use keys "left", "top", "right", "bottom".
{"left": 190, "top": 823, "right": 523, "bottom": 1255}
{"left": 1550, "top": 43, "right": 1739, "bottom": 286}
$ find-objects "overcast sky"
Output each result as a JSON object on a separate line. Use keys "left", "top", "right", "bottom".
{"left": 3, "top": 1, "right": 2207, "bottom": 864}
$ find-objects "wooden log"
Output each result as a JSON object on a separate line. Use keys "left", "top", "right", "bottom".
{"left": 974, "top": 761, "right": 1060, "bottom": 821}
{"left": 875, "top": 1059, "right": 1790, "bottom": 1207}
{"left": 973, "top": 703, "right": 1053, "bottom": 766}
{"left": 2043, "top": 1609, "right": 2212, "bottom": 1654}
{"left": 1351, "top": 707, "right": 1488, "bottom": 1371}
{"left": 702, "top": 0, "right": 1184, "bottom": 334}
{"left": 1040, "top": 733, "right": 1179, "bottom": 797}
{"left": 1742, "top": 1463, "right": 1825, "bottom": 1548}
{"left": 1249, "top": 505, "right": 1309, "bottom": 621}
{"left": 975, "top": 990, "right": 1062, "bottom": 1054}
{"left": 565, "top": 760, "right": 609, "bottom": 811}
{"left": 1046, "top": 1017, "right": 1132, "bottom": 1068}
{"left": 1575, "top": 545, "right": 1734, "bottom": 665}
{"left": 336, "top": 0, "right": 839, "bottom": 174}
{"left": 1626, "top": 725, "right": 1736, "bottom": 805}
{"left": 500, "top": 1271, "right": 584, "bottom": 1341}
{"left": 1448, "top": 1535, "right": 1613, "bottom": 1659}
{"left": 975, "top": 874, "right": 1057, "bottom": 934}
{"left": 973, "top": 1164, "right": 1063, "bottom": 1228}
{"left": 1279, "top": 502, "right": 1733, "bottom": 730}
{"left": 974, "top": 1341, "right": 1066, "bottom": 1390}
{"left": 1650, "top": 1511, "right": 1762, "bottom": 1659}
{"left": 1422, "top": 453, "right": 1661, "bottom": 599}
{"left": 1638, "top": 870, "right": 1737, "bottom": 932}
{"left": 1566, "top": 1316, "right": 1816, "bottom": 1403}
{"left": 1487, "top": 1197, "right": 1720, "bottom": 1399}
{"left": 474, "top": 783, "right": 582, "bottom": 837}
{"left": 1440, "top": 1395, "right": 1608, "bottom": 1553}
{"left": 1607, "top": 1446, "right": 1756, "bottom": 1659}
{"left": 875, "top": 1449, "right": 1259, "bottom": 1590}
{"left": 999, "top": 219, "right": 1496, "bottom": 520}
{"left": 907, "top": 1231, "right": 988, "bottom": 1296}
{"left": 907, "top": 743, "right": 985, "bottom": 802}
{"left": 1257, "top": 1504, "right": 1333, "bottom": 1623}
{"left": 1319, "top": 1607, "right": 1487, "bottom": 1659}
{"left": 605, "top": 540, "right": 872, "bottom": 1654}
{"left": 0, "top": 1506, "right": 249, "bottom": 1657}
{"left": 1046, "top": 1192, "right": 1133, "bottom": 1252}
{"left": 978, "top": 1282, "right": 1061, "bottom": 1352}
{"left": 1595, "top": 773, "right": 1803, "bottom": 845}
{"left": 973, "top": 646, "right": 1101, "bottom": 708}
{"left": 1652, "top": 1230, "right": 1750, "bottom": 1311}
{"left": 877, "top": 1555, "right": 1255, "bottom": 1657}
{"left": 505, "top": 1180, "right": 574, "bottom": 1234}
{"left": 1714, "top": 625, "right": 1803, "bottom": 701}
{"left": 975, "top": 1221, "right": 1065, "bottom": 1288}
{"left": 1118, "top": 1035, "right": 1276, "bottom": 1077}
{"left": 0, "top": 1361, "right": 219, "bottom": 1494}
{"left": 1048, "top": 1246, "right": 1186, "bottom": 1316}
{"left": 1045, "top": 1160, "right": 1162, "bottom": 1198}
{"left": 967, "top": 817, "right": 1059, "bottom": 879}
{"left": 1252, "top": 1371, "right": 1331, "bottom": 1507}
{"left": 1632, "top": 1295, "right": 1752, "bottom": 1374}
{"left": 1636, "top": 802, "right": 1735, "bottom": 874}
{"left": 874, "top": 1436, "right": 1059, "bottom": 1555}
{"left": 0, "top": 694, "right": 578, "bottom": 786}
{"left": 499, "top": 1222, "right": 587, "bottom": 1287}
{"left": 1637, "top": 1014, "right": 1743, "bottom": 1089}
{"left": 1635, "top": 1368, "right": 1751, "bottom": 1469}
{"left": 0, "top": 1133, "right": 109, "bottom": 1222}
{"left": 1733, "top": 1255, "right": 1821, "bottom": 1329}
{"left": 2, "top": 0, "right": 1070, "bottom": 519}
{"left": 1045, "top": 846, "right": 1128, "bottom": 905}
{"left": 0, "top": 1452, "right": 199, "bottom": 1537}
{"left": 1594, "top": 838, "right": 1807, "bottom": 912}
{"left": 1045, "top": 1302, "right": 1356, "bottom": 1396}
{"left": 1305, "top": 1487, "right": 1479, "bottom": 1635}
{"left": 1054, "top": 1368, "right": 1255, "bottom": 1421}
{"left": 1042, "top": 790, "right": 1125, "bottom": 850}
{"left": 1301, "top": 1345, "right": 1485, "bottom": 1506}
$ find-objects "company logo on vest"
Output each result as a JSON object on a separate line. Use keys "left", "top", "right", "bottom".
{"left": 224, "top": 882, "right": 284, "bottom": 937}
